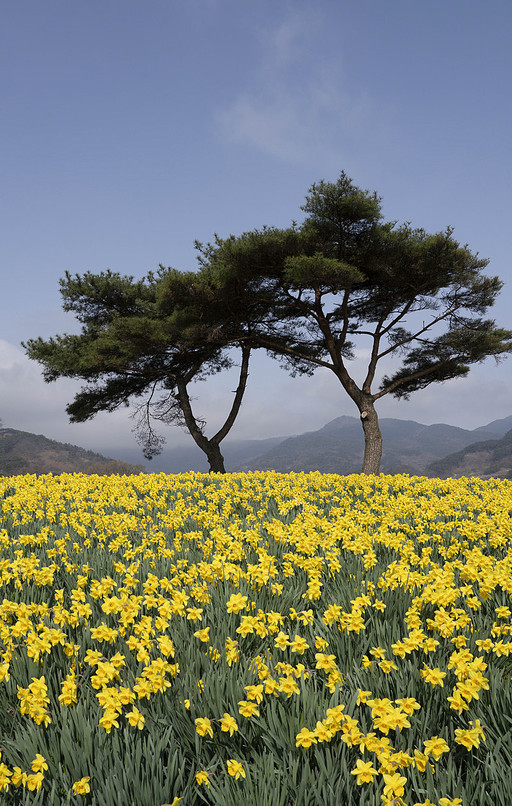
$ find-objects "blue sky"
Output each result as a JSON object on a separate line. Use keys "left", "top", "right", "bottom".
{"left": 1, "top": 0, "right": 511, "bottom": 459}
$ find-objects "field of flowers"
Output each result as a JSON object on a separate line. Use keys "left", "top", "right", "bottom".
{"left": 1, "top": 470, "right": 512, "bottom": 805}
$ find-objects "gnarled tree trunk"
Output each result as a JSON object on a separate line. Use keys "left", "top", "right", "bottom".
{"left": 358, "top": 398, "right": 382, "bottom": 475}
{"left": 203, "top": 443, "right": 227, "bottom": 473}
{"left": 175, "top": 345, "right": 250, "bottom": 474}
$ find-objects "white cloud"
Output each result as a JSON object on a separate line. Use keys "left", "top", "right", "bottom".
{"left": 215, "top": 7, "right": 386, "bottom": 168}
{"left": 0, "top": 340, "right": 138, "bottom": 452}
{"left": 2, "top": 339, "right": 510, "bottom": 463}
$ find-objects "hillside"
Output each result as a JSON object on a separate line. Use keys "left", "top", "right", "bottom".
{"left": 0, "top": 429, "right": 145, "bottom": 476}
{"left": 110, "top": 435, "right": 286, "bottom": 474}
{"left": 234, "top": 416, "right": 503, "bottom": 476}
{"left": 427, "top": 429, "right": 512, "bottom": 479}
{"left": 471, "top": 415, "right": 512, "bottom": 436}
{"left": 3, "top": 415, "right": 512, "bottom": 478}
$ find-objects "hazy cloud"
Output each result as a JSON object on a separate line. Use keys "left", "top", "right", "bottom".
{"left": 2, "top": 339, "right": 510, "bottom": 461}
{"left": 0, "top": 340, "right": 136, "bottom": 452}
{"left": 215, "top": 7, "right": 385, "bottom": 167}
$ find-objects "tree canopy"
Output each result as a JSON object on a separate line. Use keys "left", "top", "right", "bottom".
{"left": 196, "top": 172, "right": 512, "bottom": 472}
{"left": 23, "top": 267, "right": 252, "bottom": 472}
{"left": 24, "top": 171, "right": 512, "bottom": 474}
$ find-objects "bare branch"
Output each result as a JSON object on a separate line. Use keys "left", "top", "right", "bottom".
{"left": 374, "top": 358, "right": 456, "bottom": 400}
{"left": 377, "top": 304, "right": 460, "bottom": 360}
{"left": 212, "top": 344, "right": 251, "bottom": 444}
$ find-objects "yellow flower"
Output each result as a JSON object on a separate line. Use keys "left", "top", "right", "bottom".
{"left": 382, "top": 772, "right": 407, "bottom": 798}
{"left": 454, "top": 719, "right": 485, "bottom": 750}
{"left": 278, "top": 676, "right": 300, "bottom": 697}
{"left": 219, "top": 713, "right": 238, "bottom": 735}
{"left": 456, "top": 678, "right": 481, "bottom": 701}
{"left": 245, "top": 684, "right": 265, "bottom": 703}
{"left": 350, "top": 758, "right": 378, "bottom": 784}
{"left": 315, "top": 652, "right": 337, "bottom": 672}
{"left": 31, "top": 754, "right": 48, "bottom": 773}
{"left": 195, "top": 717, "right": 214, "bottom": 737}
{"left": 420, "top": 666, "right": 447, "bottom": 686}
{"left": 226, "top": 593, "right": 248, "bottom": 614}
{"left": 58, "top": 669, "right": 78, "bottom": 706}
{"left": 379, "top": 659, "right": 397, "bottom": 674}
{"left": 226, "top": 759, "right": 246, "bottom": 779}
{"left": 186, "top": 606, "right": 203, "bottom": 621}
{"left": 238, "top": 700, "right": 260, "bottom": 717}
{"left": 394, "top": 697, "right": 421, "bottom": 715}
{"left": 72, "top": 777, "right": 91, "bottom": 795}
{"left": 26, "top": 772, "right": 44, "bottom": 791}
{"left": 413, "top": 749, "right": 429, "bottom": 772}
{"left": 158, "top": 636, "right": 176, "bottom": 657}
{"left": 274, "top": 631, "right": 290, "bottom": 650}
{"left": 447, "top": 688, "right": 469, "bottom": 713}
{"left": 423, "top": 736, "right": 450, "bottom": 760}
{"left": 126, "top": 707, "right": 145, "bottom": 729}
{"left": 193, "top": 627, "right": 210, "bottom": 643}
{"left": 0, "top": 764, "right": 12, "bottom": 792}
{"left": 290, "top": 634, "right": 310, "bottom": 654}
{"left": 195, "top": 770, "right": 210, "bottom": 786}
{"left": 11, "top": 766, "right": 27, "bottom": 787}
{"left": 423, "top": 637, "right": 439, "bottom": 653}
{"left": 98, "top": 708, "right": 120, "bottom": 733}
{"left": 314, "top": 720, "right": 334, "bottom": 742}
{"left": 295, "top": 727, "right": 317, "bottom": 748}
{"left": 373, "top": 707, "right": 410, "bottom": 734}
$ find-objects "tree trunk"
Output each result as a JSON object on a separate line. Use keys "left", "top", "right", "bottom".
{"left": 359, "top": 399, "right": 382, "bottom": 474}
{"left": 175, "top": 345, "right": 250, "bottom": 474}
{"left": 204, "top": 443, "right": 226, "bottom": 473}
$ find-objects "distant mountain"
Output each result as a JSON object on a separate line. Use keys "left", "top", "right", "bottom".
{"left": 3, "top": 415, "right": 512, "bottom": 478}
{"left": 472, "top": 415, "right": 512, "bottom": 437}
{"left": 0, "top": 429, "right": 145, "bottom": 476}
{"left": 110, "top": 435, "right": 287, "bottom": 474}
{"left": 427, "top": 429, "right": 512, "bottom": 479}
{"left": 234, "top": 416, "right": 504, "bottom": 476}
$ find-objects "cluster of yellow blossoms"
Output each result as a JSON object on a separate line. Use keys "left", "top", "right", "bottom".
{"left": 0, "top": 470, "right": 511, "bottom": 804}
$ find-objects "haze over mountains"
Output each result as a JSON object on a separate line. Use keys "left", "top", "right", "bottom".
{"left": 233, "top": 416, "right": 512, "bottom": 478}
{"left": 117, "top": 415, "right": 512, "bottom": 479}
{"left": 0, "top": 429, "right": 144, "bottom": 476}
{"left": 111, "top": 414, "right": 512, "bottom": 478}
{"left": 2, "top": 416, "right": 511, "bottom": 479}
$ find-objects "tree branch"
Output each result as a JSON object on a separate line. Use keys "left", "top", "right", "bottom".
{"left": 337, "top": 287, "right": 351, "bottom": 345}
{"left": 175, "top": 379, "right": 210, "bottom": 453}
{"left": 377, "top": 304, "right": 460, "bottom": 360}
{"left": 379, "top": 296, "right": 416, "bottom": 336}
{"left": 212, "top": 344, "right": 251, "bottom": 444}
{"left": 362, "top": 313, "right": 387, "bottom": 392}
{"left": 373, "top": 358, "right": 456, "bottom": 400}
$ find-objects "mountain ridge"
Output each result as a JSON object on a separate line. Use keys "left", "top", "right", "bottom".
{"left": 427, "top": 428, "right": 512, "bottom": 479}
{"left": 1, "top": 416, "right": 511, "bottom": 478}
{"left": 0, "top": 428, "right": 145, "bottom": 476}
{"left": 233, "top": 416, "right": 507, "bottom": 476}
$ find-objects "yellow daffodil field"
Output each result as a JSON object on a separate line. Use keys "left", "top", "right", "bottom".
{"left": 1, "top": 471, "right": 512, "bottom": 805}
